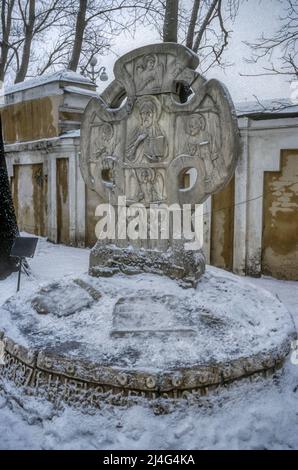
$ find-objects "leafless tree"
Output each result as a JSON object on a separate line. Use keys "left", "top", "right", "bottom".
{"left": 1, "top": 0, "right": 242, "bottom": 83}
{"left": 14, "top": 0, "right": 67, "bottom": 83}
{"left": 14, "top": 0, "right": 36, "bottom": 83}
{"left": 68, "top": 0, "right": 88, "bottom": 72}
{"left": 163, "top": 0, "right": 179, "bottom": 43}
{"left": 35, "top": 1, "right": 162, "bottom": 80}
{"left": 0, "top": 0, "right": 70, "bottom": 83}
{"left": 244, "top": 0, "right": 298, "bottom": 79}
{"left": 0, "top": 0, "right": 16, "bottom": 82}
{"left": 160, "top": 0, "right": 241, "bottom": 74}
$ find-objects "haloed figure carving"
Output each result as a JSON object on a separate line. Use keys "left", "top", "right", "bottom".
{"left": 93, "top": 123, "right": 114, "bottom": 160}
{"left": 87, "top": 122, "right": 116, "bottom": 188}
{"left": 136, "top": 168, "right": 164, "bottom": 203}
{"left": 135, "top": 54, "right": 163, "bottom": 94}
{"left": 184, "top": 113, "right": 224, "bottom": 184}
{"left": 126, "top": 97, "right": 167, "bottom": 163}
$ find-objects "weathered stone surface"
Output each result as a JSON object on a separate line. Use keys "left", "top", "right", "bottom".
{"left": 31, "top": 281, "right": 100, "bottom": 317}
{"left": 89, "top": 245, "right": 205, "bottom": 288}
{"left": 80, "top": 43, "right": 240, "bottom": 286}
{"left": 111, "top": 294, "right": 196, "bottom": 336}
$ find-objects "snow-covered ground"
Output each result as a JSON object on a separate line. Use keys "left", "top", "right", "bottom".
{"left": 0, "top": 237, "right": 297, "bottom": 450}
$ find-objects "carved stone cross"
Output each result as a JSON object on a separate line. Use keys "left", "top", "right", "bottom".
{"left": 80, "top": 43, "right": 239, "bottom": 287}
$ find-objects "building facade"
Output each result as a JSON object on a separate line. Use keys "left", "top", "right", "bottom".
{"left": 204, "top": 111, "right": 298, "bottom": 280}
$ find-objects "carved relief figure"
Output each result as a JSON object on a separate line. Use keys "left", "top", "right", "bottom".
{"left": 136, "top": 168, "right": 164, "bottom": 203}
{"left": 183, "top": 113, "right": 223, "bottom": 183}
{"left": 92, "top": 122, "right": 114, "bottom": 161}
{"left": 125, "top": 168, "right": 165, "bottom": 203}
{"left": 126, "top": 97, "right": 167, "bottom": 163}
{"left": 88, "top": 122, "right": 117, "bottom": 189}
{"left": 135, "top": 54, "right": 163, "bottom": 94}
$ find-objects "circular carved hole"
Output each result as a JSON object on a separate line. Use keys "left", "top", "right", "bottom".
{"left": 179, "top": 168, "right": 198, "bottom": 191}
{"left": 101, "top": 168, "right": 113, "bottom": 184}
{"left": 175, "top": 83, "right": 194, "bottom": 103}
{"left": 110, "top": 91, "right": 127, "bottom": 109}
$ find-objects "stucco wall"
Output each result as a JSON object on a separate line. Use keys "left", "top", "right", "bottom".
{"left": 12, "top": 163, "right": 47, "bottom": 236}
{"left": 56, "top": 158, "right": 70, "bottom": 245}
{"left": 262, "top": 149, "right": 298, "bottom": 280}
{"left": 230, "top": 116, "right": 298, "bottom": 278}
{"left": 1, "top": 95, "right": 60, "bottom": 143}
{"left": 210, "top": 176, "right": 235, "bottom": 271}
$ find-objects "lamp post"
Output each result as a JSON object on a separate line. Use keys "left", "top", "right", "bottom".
{"left": 82, "top": 56, "right": 108, "bottom": 83}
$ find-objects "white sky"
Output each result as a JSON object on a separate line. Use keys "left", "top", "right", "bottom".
{"left": 97, "top": 0, "right": 290, "bottom": 103}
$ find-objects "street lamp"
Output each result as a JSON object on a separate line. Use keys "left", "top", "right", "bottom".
{"left": 83, "top": 56, "right": 108, "bottom": 83}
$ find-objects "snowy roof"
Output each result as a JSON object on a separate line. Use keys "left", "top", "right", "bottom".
{"left": 64, "top": 85, "right": 99, "bottom": 97}
{"left": 236, "top": 98, "right": 298, "bottom": 117}
{"left": 4, "top": 70, "right": 95, "bottom": 95}
{"left": 60, "top": 129, "right": 81, "bottom": 139}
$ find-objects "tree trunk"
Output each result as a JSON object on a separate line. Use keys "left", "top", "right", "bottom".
{"left": 0, "top": 0, "right": 15, "bottom": 82}
{"left": 0, "top": 115, "right": 19, "bottom": 279}
{"left": 193, "top": 0, "right": 218, "bottom": 53}
{"left": 68, "top": 0, "right": 87, "bottom": 72}
{"left": 163, "top": 0, "right": 179, "bottom": 43}
{"left": 186, "top": 0, "right": 200, "bottom": 49}
{"left": 14, "top": 0, "right": 36, "bottom": 84}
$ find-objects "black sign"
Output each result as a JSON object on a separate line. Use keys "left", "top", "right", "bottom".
{"left": 11, "top": 236, "right": 38, "bottom": 259}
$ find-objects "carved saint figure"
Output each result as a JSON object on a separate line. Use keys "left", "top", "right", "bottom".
{"left": 88, "top": 122, "right": 116, "bottom": 189}
{"left": 183, "top": 113, "right": 223, "bottom": 183}
{"left": 93, "top": 122, "right": 114, "bottom": 160}
{"left": 126, "top": 167, "right": 165, "bottom": 203}
{"left": 126, "top": 97, "right": 167, "bottom": 163}
{"left": 135, "top": 168, "right": 164, "bottom": 203}
{"left": 135, "top": 54, "right": 163, "bottom": 93}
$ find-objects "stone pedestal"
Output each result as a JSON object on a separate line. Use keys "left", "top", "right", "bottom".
{"left": 0, "top": 268, "right": 295, "bottom": 407}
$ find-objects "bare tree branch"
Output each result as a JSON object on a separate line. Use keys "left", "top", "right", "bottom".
{"left": 193, "top": 0, "right": 219, "bottom": 53}
{"left": 15, "top": 0, "right": 35, "bottom": 83}
{"left": 186, "top": 0, "right": 200, "bottom": 49}
{"left": 244, "top": 0, "right": 298, "bottom": 78}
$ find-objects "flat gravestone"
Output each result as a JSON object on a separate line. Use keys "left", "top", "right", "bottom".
{"left": 111, "top": 294, "right": 196, "bottom": 337}
{"left": 31, "top": 280, "right": 101, "bottom": 317}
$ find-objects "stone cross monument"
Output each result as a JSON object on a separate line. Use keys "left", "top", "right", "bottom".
{"left": 0, "top": 49, "right": 294, "bottom": 405}
{"left": 80, "top": 43, "right": 239, "bottom": 287}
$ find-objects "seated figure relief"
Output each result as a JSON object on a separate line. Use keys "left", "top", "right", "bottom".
{"left": 126, "top": 97, "right": 167, "bottom": 163}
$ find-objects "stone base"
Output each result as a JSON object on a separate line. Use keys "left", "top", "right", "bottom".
{"left": 0, "top": 267, "right": 296, "bottom": 408}
{"left": 89, "top": 243, "right": 206, "bottom": 288}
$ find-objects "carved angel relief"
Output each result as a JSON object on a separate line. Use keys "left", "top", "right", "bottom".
{"left": 80, "top": 43, "right": 239, "bottom": 208}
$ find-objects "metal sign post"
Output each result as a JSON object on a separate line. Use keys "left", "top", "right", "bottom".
{"left": 10, "top": 237, "right": 38, "bottom": 292}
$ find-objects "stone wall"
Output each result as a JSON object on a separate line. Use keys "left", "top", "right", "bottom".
{"left": 262, "top": 149, "right": 298, "bottom": 280}
{"left": 210, "top": 176, "right": 234, "bottom": 271}
{"left": 204, "top": 116, "right": 298, "bottom": 280}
